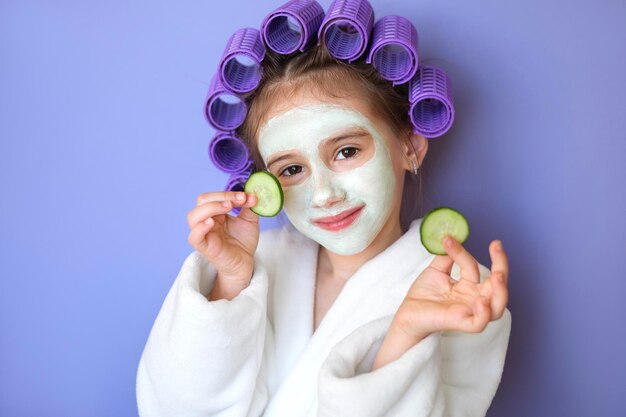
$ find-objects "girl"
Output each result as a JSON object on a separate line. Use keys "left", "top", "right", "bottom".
{"left": 136, "top": 43, "right": 511, "bottom": 417}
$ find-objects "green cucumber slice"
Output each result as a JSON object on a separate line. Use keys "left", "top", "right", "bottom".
{"left": 420, "top": 207, "right": 470, "bottom": 255}
{"left": 243, "top": 171, "right": 284, "bottom": 217}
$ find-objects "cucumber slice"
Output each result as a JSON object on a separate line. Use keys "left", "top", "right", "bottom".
{"left": 243, "top": 171, "right": 284, "bottom": 217}
{"left": 420, "top": 207, "right": 470, "bottom": 255}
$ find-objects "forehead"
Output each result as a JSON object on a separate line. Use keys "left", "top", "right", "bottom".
{"left": 257, "top": 103, "right": 380, "bottom": 161}
{"left": 259, "top": 104, "right": 370, "bottom": 140}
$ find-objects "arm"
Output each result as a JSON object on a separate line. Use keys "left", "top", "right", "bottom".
{"left": 136, "top": 251, "right": 270, "bottom": 417}
{"left": 370, "top": 319, "right": 430, "bottom": 371}
{"left": 209, "top": 270, "right": 251, "bottom": 301}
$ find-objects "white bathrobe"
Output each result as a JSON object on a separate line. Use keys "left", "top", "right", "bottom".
{"left": 136, "top": 217, "right": 512, "bottom": 417}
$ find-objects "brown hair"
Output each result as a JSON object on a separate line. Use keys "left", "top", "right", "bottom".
{"left": 235, "top": 42, "right": 425, "bottom": 232}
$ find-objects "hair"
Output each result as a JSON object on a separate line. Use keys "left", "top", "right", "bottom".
{"left": 235, "top": 41, "right": 425, "bottom": 233}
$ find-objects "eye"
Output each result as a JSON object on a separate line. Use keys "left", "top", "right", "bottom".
{"left": 336, "top": 146, "right": 359, "bottom": 160}
{"left": 280, "top": 165, "right": 303, "bottom": 177}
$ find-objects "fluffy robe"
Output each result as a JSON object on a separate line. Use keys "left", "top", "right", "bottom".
{"left": 136, "top": 217, "right": 512, "bottom": 417}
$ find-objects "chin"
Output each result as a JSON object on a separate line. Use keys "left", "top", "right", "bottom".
{"left": 315, "top": 227, "right": 377, "bottom": 256}
{"left": 321, "top": 239, "right": 369, "bottom": 256}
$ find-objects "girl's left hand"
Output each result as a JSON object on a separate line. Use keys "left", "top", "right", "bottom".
{"left": 394, "top": 236, "right": 509, "bottom": 341}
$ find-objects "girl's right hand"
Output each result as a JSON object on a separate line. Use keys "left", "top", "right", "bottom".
{"left": 187, "top": 191, "right": 260, "bottom": 287}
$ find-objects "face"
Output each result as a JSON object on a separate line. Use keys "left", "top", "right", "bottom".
{"left": 258, "top": 98, "right": 406, "bottom": 256}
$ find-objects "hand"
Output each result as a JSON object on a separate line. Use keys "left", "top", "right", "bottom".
{"left": 394, "top": 236, "right": 509, "bottom": 341}
{"left": 187, "top": 191, "right": 259, "bottom": 286}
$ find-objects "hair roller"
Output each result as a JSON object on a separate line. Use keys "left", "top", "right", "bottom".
{"left": 204, "top": 72, "right": 248, "bottom": 131}
{"left": 219, "top": 27, "right": 266, "bottom": 94}
{"left": 261, "top": 0, "right": 325, "bottom": 54}
{"left": 318, "top": 0, "right": 375, "bottom": 62}
{"left": 408, "top": 65, "right": 455, "bottom": 138}
{"left": 208, "top": 132, "right": 252, "bottom": 173}
{"left": 205, "top": 1, "right": 458, "bottom": 186}
{"left": 366, "top": 15, "right": 419, "bottom": 85}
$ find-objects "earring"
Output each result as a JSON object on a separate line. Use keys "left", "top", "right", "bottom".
{"left": 406, "top": 137, "right": 420, "bottom": 176}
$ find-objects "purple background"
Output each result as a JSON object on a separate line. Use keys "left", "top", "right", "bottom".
{"left": 1, "top": 0, "right": 625, "bottom": 416}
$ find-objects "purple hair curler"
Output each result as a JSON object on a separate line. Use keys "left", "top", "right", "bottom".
{"left": 219, "top": 27, "right": 266, "bottom": 94}
{"left": 208, "top": 132, "right": 252, "bottom": 173}
{"left": 408, "top": 65, "right": 455, "bottom": 138}
{"left": 366, "top": 15, "right": 419, "bottom": 85}
{"left": 204, "top": 72, "right": 248, "bottom": 131}
{"left": 224, "top": 169, "right": 253, "bottom": 215}
{"left": 318, "top": 0, "right": 375, "bottom": 62}
{"left": 261, "top": 0, "right": 325, "bottom": 54}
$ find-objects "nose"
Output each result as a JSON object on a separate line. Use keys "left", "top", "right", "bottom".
{"left": 310, "top": 168, "right": 346, "bottom": 208}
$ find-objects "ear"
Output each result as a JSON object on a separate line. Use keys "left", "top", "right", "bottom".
{"left": 402, "top": 130, "right": 428, "bottom": 171}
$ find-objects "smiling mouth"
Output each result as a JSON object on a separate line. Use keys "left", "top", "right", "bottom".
{"left": 311, "top": 205, "right": 365, "bottom": 232}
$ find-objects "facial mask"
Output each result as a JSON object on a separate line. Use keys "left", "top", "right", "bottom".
{"left": 258, "top": 104, "right": 397, "bottom": 255}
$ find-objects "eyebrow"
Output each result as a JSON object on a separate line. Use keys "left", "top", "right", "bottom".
{"left": 266, "top": 129, "right": 370, "bottom": 169}
{"left": 326, "top": 129, "right": 370, "bottom": 145}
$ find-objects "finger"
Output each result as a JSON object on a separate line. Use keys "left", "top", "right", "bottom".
{"left": 230, "top": 192, "right": 260, "bottom": 222}
{"left": 428, "top": 255, "right": 454, "bottom": 275}
{"left": 488, "top": 272, "right": 509, "bottom": 320}
{"left": 196, "top": 191, "right": 248, "bottom": 207}
{"left": 189, "top": 219, "right": 229, "bottom": 260}
{"left": 456, "top": 297, "right": 491, "bottom": 333}
{"left": 222, "top": 193, "right": 261, "bottom": 223}
{"left": 239, "top": 193, "right": 258, "bottom": 208}
{"left": 187, "top": 201, "right": 236, "bottom": 229}
{"left": 443, "top": 235, "right": 480, "bottom": 283}
{"left": 187, "top": 219, "right": 217, "bottom": 254}
{"left": 448, "top": 298, "right": 490, "bottom": 333}
{"left": 236, "top": 201, "right": 261, "bottom": 223}
{"left": 489, "top": 240, "right": 509, "bottom": 286}
{"left": 471, "top": 297, "right": 492, "bottom": 332}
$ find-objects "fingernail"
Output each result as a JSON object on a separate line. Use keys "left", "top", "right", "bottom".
{"left": 236, "top": 193, "right": 245, "bottom": 201}
{"left": 496, "top": 240, "right": 503, "bottom": 251}
{"left": 444, "top": 236, "right": 453, "bottom": 249}
{"left": 222, "top": 201, "right": 232, "bottom": 208}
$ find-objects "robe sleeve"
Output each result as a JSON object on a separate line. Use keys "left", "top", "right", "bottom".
{"left": 136, "top": 250, "right": 270, "bottom": 417}
{"left": 316, "top": 263, "right": 512, "bottom": 417}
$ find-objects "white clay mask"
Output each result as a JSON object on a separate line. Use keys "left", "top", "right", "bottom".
{"left": 258, "top": 104, "right": 397, "bottom": 255}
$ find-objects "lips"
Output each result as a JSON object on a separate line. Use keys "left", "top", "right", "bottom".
{"left": 312, "top": 205, "right": 364, "bottom": 231}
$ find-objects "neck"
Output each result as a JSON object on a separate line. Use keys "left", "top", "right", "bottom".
{"left": 317, "top": 216, "right": 404, "bottom": 283}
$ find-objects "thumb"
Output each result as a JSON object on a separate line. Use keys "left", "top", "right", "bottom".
{"left": 236, "top": 205, "right": 260, "bottom": 223}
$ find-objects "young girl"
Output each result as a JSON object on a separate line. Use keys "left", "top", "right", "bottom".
{"left": 136, "top": 42, "right": 511, "bottom": 417}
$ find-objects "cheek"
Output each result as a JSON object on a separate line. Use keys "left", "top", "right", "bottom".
{"left": 282, "top": 181, "right": 313, "bottom": 213}
{"left": 379, "top": 145, "right": 405, "bottom": 191}
{"left": 338, "top": 150, "right": 397, "bottom": 201}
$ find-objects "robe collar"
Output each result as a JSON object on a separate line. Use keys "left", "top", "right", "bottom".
{"left": 283, "top": 216, "right": 432, "bottom": 336}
